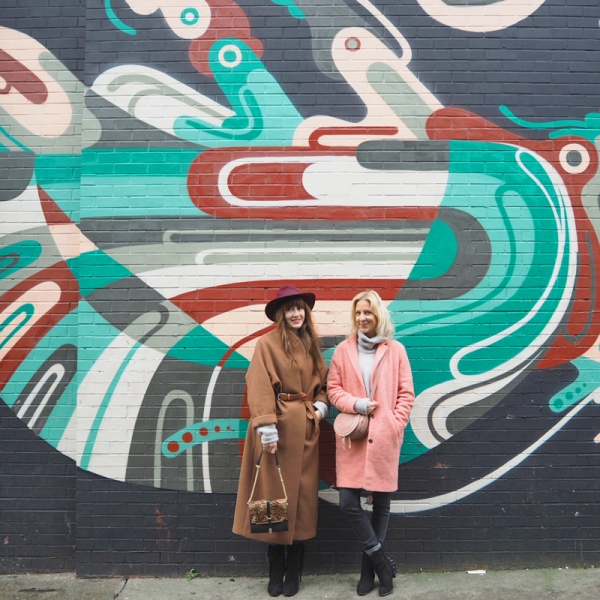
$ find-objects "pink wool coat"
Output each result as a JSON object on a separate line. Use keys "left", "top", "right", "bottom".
{"left": 328, "top": 336, "right": 415, "bottom": 492}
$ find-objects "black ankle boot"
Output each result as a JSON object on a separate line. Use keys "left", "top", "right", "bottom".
{"left": 283, "top": 542, "right": 304, "bottom": 597}
{"left": 267, "top": 544, "right": 286, "bottom": 597}
{"left": 369, "top": 548, "right": 395, "bottom": 597}
{"left": 357, "top": 551, "right": 375, "bottom": 596}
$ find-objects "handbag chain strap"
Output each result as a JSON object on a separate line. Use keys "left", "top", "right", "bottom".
{"left": 248, "top": 450, "right": 288, "bottom": 503}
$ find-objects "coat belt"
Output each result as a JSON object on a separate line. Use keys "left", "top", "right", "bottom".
{"left": 277, "top": 392, "right": 319, "bottom": 433}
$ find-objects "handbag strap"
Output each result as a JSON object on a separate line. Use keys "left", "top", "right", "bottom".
{"left": 369, "top": 345, "right": 388, "bottom": 401}
{"left": 248, "top": 450, "right": 288, "bottom": 503}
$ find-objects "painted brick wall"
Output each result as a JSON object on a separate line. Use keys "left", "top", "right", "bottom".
{"left": 1, "top": 0, "right": 599, "bottom": 576}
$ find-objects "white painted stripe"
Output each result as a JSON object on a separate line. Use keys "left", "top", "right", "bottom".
{"left": 415, "top": 0, "right": 546, "bottom": 34}
{"left": 218, "top": 154, "right": 448, "bottom": 208}
{"left": 0, "top": 186, "right": 46, "bottom": 238}
{"left": 201, "top": 366, "right": 222, "bottom": 494}
{"left": 18, "top": 364, "right": 65, "bottom": 428}
{"left": 77, "top": 332, "right": 138, "bottom": 465}
{"left": 57, "top": 410, "right": 77, "bottom": 461}
{"left": 86, "top": 344, "right": 165, "bottom": 482}
{"left": 137, "top": 249, "right": 420, "bottom": 299}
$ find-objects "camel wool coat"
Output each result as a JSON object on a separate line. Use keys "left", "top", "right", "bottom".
{"left": 232, "top": 329, "right": 328, "bottom": 544}
{"left": 328, "top": 336, "right": 414, "bottom": 492}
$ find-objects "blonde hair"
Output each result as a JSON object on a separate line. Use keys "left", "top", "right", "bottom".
{"left": 274, "top": 297, "right": 325, "bottom": 374}
{"left": 349, "top": 290, "right": 394, "bottom": 339}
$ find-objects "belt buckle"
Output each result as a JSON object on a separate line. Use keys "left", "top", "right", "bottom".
{"left": 277, "top": 393, "right": 286, "bottom": 401}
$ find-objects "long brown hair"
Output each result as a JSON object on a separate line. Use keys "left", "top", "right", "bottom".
{"left": 274, "top": 297, "right": 325, "bottom": 374}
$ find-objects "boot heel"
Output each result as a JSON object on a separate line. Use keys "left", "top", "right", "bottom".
{"left": 283, "top": 542, "right": 304, "bottom": 597}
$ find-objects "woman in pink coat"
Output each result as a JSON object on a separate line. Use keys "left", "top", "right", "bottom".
{"left": 328, "top": 290, "right": 414, "bottom": 597}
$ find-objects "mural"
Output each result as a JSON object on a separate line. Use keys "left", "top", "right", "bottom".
{"left": 1, "top": 0, "right": 600, "bottom": 539}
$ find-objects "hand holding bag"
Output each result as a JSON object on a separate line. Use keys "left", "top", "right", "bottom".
{"left": 333, "top": 345, "right": 388, "bottom": 449}
{"left": 248, "top": 451, "right": 289, "bottom": 533}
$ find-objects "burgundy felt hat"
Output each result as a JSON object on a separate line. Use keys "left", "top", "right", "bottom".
{"left": 265, "top": 285, "right": 316, "bottom": 322}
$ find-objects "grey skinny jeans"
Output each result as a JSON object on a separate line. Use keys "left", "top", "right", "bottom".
{"left": 338, "top": 488, "right": 392, "bottom": 552}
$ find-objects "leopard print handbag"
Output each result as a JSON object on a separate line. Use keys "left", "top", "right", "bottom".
{"left": 248, "top": 451, "right": 289, "bottom": 534}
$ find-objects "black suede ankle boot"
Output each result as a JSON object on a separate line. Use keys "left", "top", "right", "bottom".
{"left": 267, "top": 544, "right": 286, "bottom": 597}
{"left": 357, "top": 551, "right": 376, "bottom": 596}
{"left": 283, "top": 542, "right": 304, "bottom": 597}
{"left": 369, "top": 548, "right": 395, "bottom": 597}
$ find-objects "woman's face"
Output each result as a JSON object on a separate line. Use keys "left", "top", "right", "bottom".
{"left": 284, "top": 303, "right": 305, "bottom": 330}
{"left": 355, "top": 299, "right": 378, "bottom": 338}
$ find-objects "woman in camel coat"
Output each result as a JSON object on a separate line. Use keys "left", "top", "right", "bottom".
{"left": 233, "top": 285, "right": 328, "bottom": 597}
{"left": 328, "top": 290, "right": 414, "bottom": 597}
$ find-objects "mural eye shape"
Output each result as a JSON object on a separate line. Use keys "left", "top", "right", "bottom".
{"left": 345, "top": 37, "right": 361, "bottom": 52}
{"left": 218, "top": 44, "right": 243, "bottom": 68}
{"left": 559, "top": 143, "right": 590, "bottom": 175}
{"left": 180, "top": 8, "right": 200, "bottom": 26}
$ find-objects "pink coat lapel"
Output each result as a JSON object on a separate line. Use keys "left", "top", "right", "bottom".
{"left": 346, "top": 336, "right": 363, "bottom": 389}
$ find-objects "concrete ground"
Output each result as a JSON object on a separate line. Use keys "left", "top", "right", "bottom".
{"left": 0, "top": 568, "right": 598, "bottom": 600}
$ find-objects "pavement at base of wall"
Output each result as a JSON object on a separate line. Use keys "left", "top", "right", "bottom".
{"left": 0, "top": 568, "right": 598, "bottom": 600}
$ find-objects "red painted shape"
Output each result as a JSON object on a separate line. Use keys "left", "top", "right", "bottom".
{"left": 38, "top": 186, "right": 73, "bottom": 225}
{"left": 167, "top": 441, "right": 180, "bottom": 453}
{"left": 171, "top": 278, "right": 405, "bottom": 324}
{"left": 0, "top": 49, "right": 48, "bottom": 104}
{"left": 426, "top": 108, "right": 523, "bottom": 144}
{"left": 182, "top": 431, "right": 193, "bottom": 443}
{"left": 188, "top": 146, "right": 440, "bottom": 221}
{"left": 238, "top": 385, "right": 249, "bottom": 460}
{"left": 427, "top": 108, "right": 600, "bottom": 368}
{"left": 228, "top": 162, "right": 316, "bottom": 201}
{"left": 188, "top": 0, "right": 263, "bottom": 78}
{"left": 199, "top": 427, "right": 209, "bottom": 437}
{"left": 214, "top": 425, "right": 221, "bottom": 433}
{"left": 0, "top": 263, "right": 80, "bottom": 391}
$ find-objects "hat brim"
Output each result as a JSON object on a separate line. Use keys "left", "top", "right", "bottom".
{"left": 265, "top": 292, "right": 316, "bottom": 322}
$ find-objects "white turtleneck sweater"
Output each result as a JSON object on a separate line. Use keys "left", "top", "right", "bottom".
{"left": 354, "top": 330, "right": 387, "bottom": 414}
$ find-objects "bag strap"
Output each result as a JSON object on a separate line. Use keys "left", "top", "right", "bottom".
{"left": 248, "top": 451, "right": 288, "bottom": 503}
{"left": 369, "top": 345, "right": 388, "bottom": 401}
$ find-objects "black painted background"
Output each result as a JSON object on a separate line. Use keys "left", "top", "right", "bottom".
{"left": 1, "top": 373, "right": 599, "bottom": 575}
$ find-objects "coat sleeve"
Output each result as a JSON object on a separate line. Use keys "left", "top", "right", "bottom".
{"left": 393, "top": 343, "right": 415, "bottom": 431}
{"left": 245, "top": 337, "right": 278, "bottom": 429}
{"left": 327, "top": 345, "right": 360, "bottom": 414}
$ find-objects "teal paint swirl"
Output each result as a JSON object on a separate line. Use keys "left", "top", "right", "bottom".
{"left": 500, "top": 105, "right": 600, "bottom": 142}
{"left": 174, "top": 38, "right": 303, "bottom": 147}
{"left": 105, "top": 0, "right": 137, "bottom": 36}
{"left": 392, "top": 141, "right": 575, "bottom": 461}
{"left": 270, "top": 0, "right": 306, "bottom": 19}
{"left": 0, "top": 305, "right": 34, "bottom": 351}
{"left": 549, "top": 357, "right": 600, "bottom": 413}
{"left": 162, "top": 419, "right": 249, "bottom": 457}
{"left": 0, "top": 241, "right": 42, "bottom": 281}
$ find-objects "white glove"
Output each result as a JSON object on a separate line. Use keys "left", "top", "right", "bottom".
{"left": 256, "top": 424, "right": 279, "bottom": 444}
{"left": 353, "top": 398, "right": 371, "bottom": 415}
{"left": 313, "top": 401, "right": 329, "bottom": 420}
